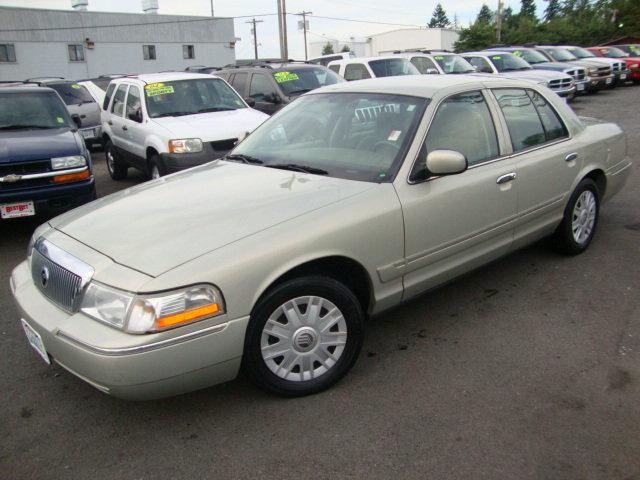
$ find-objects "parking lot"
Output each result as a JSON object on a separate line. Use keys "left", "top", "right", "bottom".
{"left": 1, "top": 84, "right": 639, "bottom": 479}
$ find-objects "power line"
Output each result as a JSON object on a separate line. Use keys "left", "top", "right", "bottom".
{"left": 306, "top": 14, "right": 423, "bottom": 28}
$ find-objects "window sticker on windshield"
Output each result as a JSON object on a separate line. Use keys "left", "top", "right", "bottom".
{"left": 388, "top": 130, "right": 401, "bottom": 142}
{"left": 514, "top": 51, "right": 522, "bottom": 56}
{"left": 492, "top": 56, "right": 502, "bottom": 60}
{"left": 145, "top": 83, "right": 174, "bottom": 96}
{"left": 56, "top": 116, "right": 64, "bottom": 124}
{"left": 71, "top": 84, "right": 81, "bottom": 89}
{"left": 407, "top": 104, "right": 416, "bottom": 112}
{"left": 273, "top": 71, "right": 300, "bottom": 83}
{"left": 434, "top": 55, "right": 444, "bottom": 60}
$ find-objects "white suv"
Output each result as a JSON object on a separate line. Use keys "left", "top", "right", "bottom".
{"left": 101, "top": 72, "right": 269, "bottom": 180}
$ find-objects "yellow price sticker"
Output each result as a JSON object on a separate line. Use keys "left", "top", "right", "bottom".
{"left": 273, "top": 71, "right": 300, "bottom": 83}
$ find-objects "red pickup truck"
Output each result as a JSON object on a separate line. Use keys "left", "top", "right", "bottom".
{"left": 588, "top": 46, "right": 640, "bottom": 85}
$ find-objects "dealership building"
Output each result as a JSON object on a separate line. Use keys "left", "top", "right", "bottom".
{"left": 0, "top": 2, "right": 237, "bottom": 81}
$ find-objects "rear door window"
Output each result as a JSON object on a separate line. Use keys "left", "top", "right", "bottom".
{"left": 249, "top": 73, "right": 278, "bottom": 101}
{"left": 493, "top": 88, "right": 546, "bottom": 152}
{"left": 230, "top": 72, "right": 248, "bottom": 96}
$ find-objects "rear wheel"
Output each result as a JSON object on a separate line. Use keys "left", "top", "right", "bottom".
{"left": 105, "top": 140, "right": 127, "bottom": 180}
{"left": 243, "top": 276, "right": 364, "bottom": 396}
{"left": 554, "top": 178, "right": 600, "bottom": 255}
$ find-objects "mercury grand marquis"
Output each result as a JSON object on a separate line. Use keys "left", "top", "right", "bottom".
{"left": 11, "top": 75, "right": 632, "bottom": 399}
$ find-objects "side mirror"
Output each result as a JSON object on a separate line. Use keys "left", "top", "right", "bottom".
{"left": 128, "top": 108, "right": 143, "bottom": 123}
{"left": 71, "top": 113, "right": 82, "bottom": 128}
{"left": 426, "top": 150, "right": 467, "bottom": 176}
{"left": 244, "top": 97, "right": 256, "bottom": 107}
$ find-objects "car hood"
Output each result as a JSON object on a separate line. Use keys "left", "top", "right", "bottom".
{"left": 49, "top": 162, "right": 375, "bottom": 277}
{"left": 530, "top": 61, "right": 578, "bottom": 72}
{"left": 568, "top": 58, "right": 609, "bottom": 68}
{"left": 149, "top": 108, "right": 269, "bottom": 141}
{"left": 0, "top": 128, "right": 81, "bottom": 164}
{"left": 498, "top": 69, "right": 568, "bottom": 82}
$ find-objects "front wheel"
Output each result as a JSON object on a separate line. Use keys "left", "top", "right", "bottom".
{"left": 243, "top": 276, "right": 364, "bottom": 396}
{"left": 148, "top": 153, "right": 164, "bottom": 180}
{"left": 554, "top": 178, "right": 600, "bottom": 255}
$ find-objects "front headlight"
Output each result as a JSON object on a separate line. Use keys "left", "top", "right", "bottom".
{"left": 27, "top": 223, "right": 52, "bottom": 262}
{"left": 80, "top": 283, "right": 224, "bottom": 333}
{"left": 51, "top": 155, "right": 87, "bottom": 170}
{"left": 168, "top": 138, "right": 203, "bottom": 154}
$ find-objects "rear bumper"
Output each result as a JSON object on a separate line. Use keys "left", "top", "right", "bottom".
{"left": 10, "top": 260, "right": 249, "bottom": 400}
{"left": 0, "top": 177, "right": 96, "bottom": 219}
{"left": 79, "top": 125, "right": 102, "bottom": 144}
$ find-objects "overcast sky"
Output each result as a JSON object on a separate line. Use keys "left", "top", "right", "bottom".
{"left": 0, "top": 0, "right": 547, "bottom": 59}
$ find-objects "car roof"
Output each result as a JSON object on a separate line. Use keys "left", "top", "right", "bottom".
{"left": 310, "top": 74, "right": 524, "bottom": 98}
{"left": 218, "top": 62, "right": 325, "bottom": 71}
{"left": 120, "top": 72, "right": 216, "bottom": 84}
{"left": 0, "top": 85, "right": 56, "bottom": 93}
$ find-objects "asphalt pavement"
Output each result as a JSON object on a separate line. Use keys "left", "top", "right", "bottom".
{"left": 1, "top": 85, "right": 639, "bottom": 480}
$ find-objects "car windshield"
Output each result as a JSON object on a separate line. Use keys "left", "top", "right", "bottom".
{"left": 547, "top": 48, "right": 578, "bottom": 62}
{"left": 567, "top": 47, "right": 596, "bottom": 58}
{"left": 144, "top": 78, "right": 247, "bottom": 118}
{"left": 368, "top": 58, "right": 420, "bottom": 77}
{"left": 513, "top": 49, "right": 549, "bottom": 65}
{"left": 488, "top": 53, "right": 532, "bottom": 71}
{"left": 0, "top": 92, "right": 72, "bottom": 130}
{"left": 230, "top": 92, "right": 428, "bottom": 183}
{"left": 48, "top": 82, "right": 95, "bottom": 105}
{"left": 273, "top": 67, "right": 343, "bottom": 96}
{"left": 601, "top": 47, "right": 629, "bottom": 58}
{"left": 432, "top": 54, "right": 475, "bottom": 73}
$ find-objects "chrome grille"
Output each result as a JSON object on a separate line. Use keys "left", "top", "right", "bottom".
{"left": 576, "top": 69, "right": 586, "bottom": 80}
{"left": 549, "top": 77, "right": 573, "bottom": 90}
{"left": 30, "top": 238, "right": 94, "bottom": 312}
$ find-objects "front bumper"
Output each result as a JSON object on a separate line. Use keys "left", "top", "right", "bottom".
{"left": 614, "top": 69, "right": 632, "bottom": 84}
{"left": 10, "top": 261, "right": 249, "bottom": 400}
{"left": 0, "top": 177, "right": 96, "bottom": 219}
{"left": 587, "top": 74, "right": 615, "bottom": 91}
{"left": 553, "top": 85, "right": 576, "bottom": 98}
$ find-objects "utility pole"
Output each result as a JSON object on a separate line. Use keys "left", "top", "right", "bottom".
{"left": 296, "top": 11, "right": 312, "bottom": 60}
{"left": 496, "top": 0, "right": 503, "bottom": 43}
{"left": 209, "top": 0, "right": 213, "bottom": 16}
{"left": 246, "top": 18, "right": 264, "bottom": 60}
{"left": 281, "top": 0, "right": 289, "bottom": 60}
{"left": 277, "top": 0, "right": 284, "bottom": 58}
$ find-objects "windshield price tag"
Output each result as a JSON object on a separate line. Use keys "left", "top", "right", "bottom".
{"left": 274, "top": 71, "right": 300, "bottom": 83}
{"left": 492, "top": 56, "right": 502, "bottom": 60}
{"left": 56, "top": 116, "right": 64, "bottom": 124}
{"left": 145, "top": 83, "right": 175, "bottom": 96}
{"left": 71, "top": 84, "right": 81, "bottom": 89}
{"left": 434, "top": 56, "right": 444, "bottom": 60}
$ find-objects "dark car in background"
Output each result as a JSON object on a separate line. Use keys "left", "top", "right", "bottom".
{"left": 0, "top": 86, "right": 96, "bottom": 220}
{"left": 24, "top": 78, "right": 103, "bottom": 147}
{"left": 213, "top": 61, "right": 344, "bottom": 115}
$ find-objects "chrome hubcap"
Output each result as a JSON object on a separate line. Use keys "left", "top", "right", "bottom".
{"left": 106, "top": 149, "right": 115, "bottom": 172}
{"left": 261, "top": 296, "right": 348, "bottom": 382}
{"left": 572, "top": 190, "right": 596, "bottom": 244}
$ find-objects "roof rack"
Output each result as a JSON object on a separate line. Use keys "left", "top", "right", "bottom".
{"left": 24, "top": 76, "right": 65, "bottom": 82}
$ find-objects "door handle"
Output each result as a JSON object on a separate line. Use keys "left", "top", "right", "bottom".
{"left": 107, "top": 120, "right": 113, "bottom": 126}
{"left": 496, "top": 172, "right": 517, "bottom": 184}
{"left": 565, "top": 152, "right": 579, "bottom": 162}
{"left": 122, "top": 125, "right": 128, "bottom": 131}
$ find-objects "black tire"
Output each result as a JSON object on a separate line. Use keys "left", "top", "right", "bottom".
{"left": 148, "top": 153, "right": 164, "bottom": 180}
{"left": 553, "top": 178, "right": 600, "bottom": 255}
{"left": 105, "top": 139, "right": 128, "bottom": 180}
{"left": 243, "top": 275, "right": 364, "bottom": 397}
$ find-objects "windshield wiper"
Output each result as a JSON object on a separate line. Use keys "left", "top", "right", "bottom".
{"left": 500, "top": 68, "right": 519, "bottom": 72}
{"left": 152, "top": 111, "right": 195, "bottom": 118}
{"left": 266, "top": 163, "right": 328, "bottom": 175}
{"left": 0, "top": 125, "right": 53, "bottom": 130}
{"left": 286, "top": 89, "right": 312, "bottom": 96}
{"left": 223, "top": 153, "right": 263, "bottom": 164}
{"left": 197, "top": 107, "right": 235, "bottom": 113}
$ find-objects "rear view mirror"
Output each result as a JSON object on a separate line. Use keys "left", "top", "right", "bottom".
{"left": 71, "top": 113, "right": 82, "bottom": 128}
{"left": 426, "top": 150, "right": 467, "bottom": 176}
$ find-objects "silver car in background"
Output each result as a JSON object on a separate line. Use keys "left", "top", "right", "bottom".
{"left": 11, "top": 75, "right": 631, "bottom": 400}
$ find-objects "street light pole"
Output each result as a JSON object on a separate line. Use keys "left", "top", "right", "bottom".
{"left": 296, "top": 11, "right": 312, "bottom": 60}
{"left": 246, "top": 18, "right": 264, "bottom": 60}
{"left": 210, "top": 0, "right": 213, "bottom": 17}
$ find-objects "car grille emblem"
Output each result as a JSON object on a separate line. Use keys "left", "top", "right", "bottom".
{"left": 40, "top": 266, "right": 50, "bottom": 288}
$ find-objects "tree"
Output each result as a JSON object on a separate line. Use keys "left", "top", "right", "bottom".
{"left": 476, "top": 4, "right": 493, "bottom": 24}
{"left": 520, "top": 0, "right": 537, "bottom": 19}
{"left": 428, "top": 3, "right": 450, "bottom": 28}
{"left": 341, "top": 45, "right": 351, "bottom": 52}
{"left": 454, "top": 20, "right": 496, "bottom": 52}
{"left": 322, "top": 42, "right": 334, "bottom": 55}
{"left": 544, "top": 0, "right": 562, "bottom": 21}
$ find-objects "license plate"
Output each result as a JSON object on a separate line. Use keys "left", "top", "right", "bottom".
{"left": 620, "top": 73, "right": 627, "bottom": 80}
{"left": 606, "top": 77, "right": 612, "bottom": 84}
{"left": 81, "top": 128, "right": 95, "bottom": 139}
{"left": 21, "top": 319, "right": 50, "bottom": 364}
{"left": 577, "top": 83, "right": 585, "bottom": 91}
{"left": 0, "top": 201, "right": 35, "bottom": 219}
